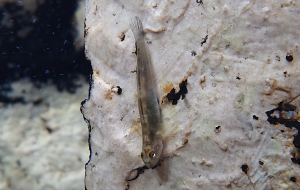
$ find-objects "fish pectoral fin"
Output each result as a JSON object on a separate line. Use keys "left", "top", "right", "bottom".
{"left": 130, "top": 123, "right": 142, "bottom": 137}
{"left": 161, "top": 124, "right": 179, "bottom": 144}
{"left": 161, "top": 149, "right": 179, "bottom": 158}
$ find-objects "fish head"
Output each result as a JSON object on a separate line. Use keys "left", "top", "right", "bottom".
{"left": 141, "top": 139, "right": 163, "bottom": 169}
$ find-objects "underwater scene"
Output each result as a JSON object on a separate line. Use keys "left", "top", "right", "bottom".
{"left": 1, "top": 0, "right": 300, "bottom": 190}
{"left": 0, "top": 0, "right": 90, "bottom": 189}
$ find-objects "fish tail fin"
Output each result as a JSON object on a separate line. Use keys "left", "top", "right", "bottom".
{"left": 130, "top": 16, "right": 144, "bottom": 40}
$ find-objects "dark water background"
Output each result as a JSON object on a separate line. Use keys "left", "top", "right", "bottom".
{"left": 0, "top": 0, "right": 91, "bottom": 104}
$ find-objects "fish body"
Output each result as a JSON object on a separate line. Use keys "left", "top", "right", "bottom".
{"left": 130, "top": 17, "right": 163, "bottom": 169}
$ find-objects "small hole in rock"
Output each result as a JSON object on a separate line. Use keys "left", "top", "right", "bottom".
{"left": 196, "top": 0, "right": 203, "bottom": 5}
{"left": 259, "top": 161, "right": 264, "bottom": 165}
{"left": 236, "top": 76, "right": 241, "bottom": 80}
{"left": 120, "top": 33, "right": 125, "bottom": 41}
{"left": 117, "top": 86, "right": 122, "bottom": 95}
{"left": 241, "top": 164, "right": 249, "bottom": 174}
{"left": 286, "top": 55, "right": 293, "bottom": 62}
{"left": 290, "top": 177, "right": 296, "bottom": 182}
{"left": 191, "top": 50, "right": 197, "bottom": 56}
{"left": 253, "top": 115, "right": 259, "bottom": 120}
{"left": 45, "top": 126, "right": 53, "bottom": 133}
{"left": 214, "top": 126, "right": 221, "bottom": 133}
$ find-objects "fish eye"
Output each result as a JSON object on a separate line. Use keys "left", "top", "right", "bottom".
{"left": 149, "top": 151, "right": 155, "bottom": 158}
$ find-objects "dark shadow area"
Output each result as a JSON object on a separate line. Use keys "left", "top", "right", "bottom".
{"left": 0, "top": 0, "right": 92, "bottom": 102}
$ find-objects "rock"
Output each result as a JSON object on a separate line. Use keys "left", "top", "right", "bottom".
{"left": 82, "top": 1, "right": 300, "bottom": 189}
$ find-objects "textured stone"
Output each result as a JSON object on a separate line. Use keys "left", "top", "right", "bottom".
{"left": 82, "top": 0, "right": 300, "bottom": 189}
{"left": 0, "top": 79, "right": 89, "bottom": 190}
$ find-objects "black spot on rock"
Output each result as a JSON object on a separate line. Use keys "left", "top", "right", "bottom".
{"left": 294, "top": 135, "right": 300, "bottom": 148}
{"left": 196, "top": 0, "right": 203, "bottom": 5}
{"left": 236, "top": 76, "right": 241, "bottom": 80}
{"left": 290, "top": 177, "right": 296, "bottom": 182}
{"left": 291, "top": 157, "right": 300, "bottom": 165}
{"left": 0, "top": 94, "right": 26, "bottom": 105}
{"left": 33, "top": 98, "right": 43, "bottom": 106}
{"left": 191, "top": 50, "right": 197, "bottom": 56}
{"left": 45, "top": 126, "right": 53, "bottom": 133}
{"left": 253, "top": 115, "right": 259, "bottom": 120}
{"left": 214, "top": 125, "right": 221, "bottom": 133}
{"left": 166, "top": 79, "right": 188, "bottom": 105}
{"left": 120, "top": 34, "right": 125, "bottom": 41}
{"left": 241, "top": 164, "right": 248, "bottom": 174}
{"left": 201, "top": 35, "right": 208, "bottom": 46}
{"left": 117, "top": 86, "right": 122, "bottom": 95}
{"left": 166, "top": 89, "right": 177, "bottom": 105}
{"left": 266, "top": 101, "right": 300, "bottom": 149}
{"left": 179, "top": 80, "right": 188, "bottom": 99}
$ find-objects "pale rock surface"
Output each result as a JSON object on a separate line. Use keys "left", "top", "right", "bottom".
{"left": 0, "top": 79, "right": 89, "bottom": 190}
{"left": 82, "top": 0, "right": 300, "bottom": 189}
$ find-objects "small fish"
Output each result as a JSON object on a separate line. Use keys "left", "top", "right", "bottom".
{"left": 130, "top": 17, "right": 163, "bottom": 169}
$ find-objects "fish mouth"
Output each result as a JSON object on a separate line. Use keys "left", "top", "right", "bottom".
{"left": 144, "top": 162, "right": 151, "bottom": 169}
{"left": 151, "top": 164, "right": 158, "bottom": 169}
{"left": 144, "top": 161, "right": 159, "bottom": 169}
